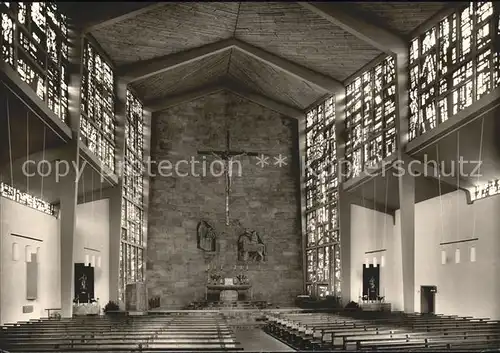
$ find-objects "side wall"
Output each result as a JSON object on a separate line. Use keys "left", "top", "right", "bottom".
{"left": 351, "top": 191, "right": 500, "bottom": 318}
{"left": 0, "top": 197, "right": 60, "bottom": 324}
{"left": 350, "top": 204, "right": 401, "bottom": 309}
{"left": 411, "top": 191, "right": 500, "bottom": 318}
{"left": 75, "top": 199, "right": 110, "bottom": 306}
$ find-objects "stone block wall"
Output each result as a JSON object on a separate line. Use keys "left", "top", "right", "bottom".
{"left": 146, "top": 91, "right": 303, "bottom": 308}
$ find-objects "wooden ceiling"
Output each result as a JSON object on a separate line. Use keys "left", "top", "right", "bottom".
{"left": 61, "top": 2, "right": 447, "bottom": 110}
{"left": 132, "top": 50, "right": 231, "bottom": 102}
{"left": 346, "top": 2, "right": 453, "bottom": 35}
{"left": 69, "top": 2, "right": 451, "bottom": 113}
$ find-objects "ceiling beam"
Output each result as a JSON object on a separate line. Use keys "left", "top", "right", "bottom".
{"left": 350, "top": 194, "right": 396, "bottom": 218}
{"left": 82, "top": 3, "right": 164, "bottom": 33}
{"left": 118, "top": 39, "right": 235, "bottom": 83}
{"left": 118, "top": 38, "right": 342, "bottom": 92}
{"left": 223, "top": 79, "right": 304, "bottom": 119}
{"left": 232, "top": 39, "right": 342, "bottom": 92}
{"left": 144, "top": 83, "right": 226, "bottom": 112}
{"left": 405, "top": 155, "right": 475, "bottom": 190}
{"left": 297, "top": 2, "right": 407, "bottom": 55}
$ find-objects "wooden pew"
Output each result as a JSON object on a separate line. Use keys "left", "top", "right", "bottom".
{"left": 265, "top": 311, "right": 500, "bottom": 351}
{"left": 0, "top": 314, "right": 243, "bottom": 352}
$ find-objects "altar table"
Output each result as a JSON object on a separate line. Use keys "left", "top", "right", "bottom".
{"left": 206, "top": 284, "right": 252, "bottom": 302}
{"left": 73, "top": 303, "right": 100, "bottom": 316}
{"left": 360, "top": 302, "right": 391, "bottom": 311}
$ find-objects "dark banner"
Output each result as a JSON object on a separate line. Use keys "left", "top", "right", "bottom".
{"left": 363, "top": 264, "right": 380, "bottom": 300}
{"left": 74, "top": 263, "right": 94, "bottom": 303}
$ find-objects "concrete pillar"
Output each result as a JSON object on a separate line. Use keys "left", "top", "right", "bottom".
{"left": 59, "top": 28, "right": 84, "bottom": 318}
{"left": 142, "top": 109, "right": 152, "bottom": 286}
{"left": 108, "top": 79, "right": 127, "bottom": 303}
{"left": 59, "top": 142, "right": 80, "bottom": 318}
{"left": 398, "top": 161, "right": 415, "bottom": 313}
{"left": 108, "top": 185, "right": 123, "bottom": 303}
{"left": 334, "top": 87, "right": 351, "bottom": 304}
{"left": 297, "top": 113, "right": 308, "bottom": 293}
{"left": 395, "top": 52, "right": 416, "bottom": 313}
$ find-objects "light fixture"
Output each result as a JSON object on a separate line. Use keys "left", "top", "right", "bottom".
{"left": 470, "top": 246, "right": 476, "bottom": 262}
{"left": 381, "top": 255, "right": 385, "bottom": 268}
{"left": 96, "top": 256, "right": 101, "bottom": 268}
{"left": 441, "top": 250, "right": 446, "bottom": 265}
{"left": 85, "top": 254, "right": 90, "bottom": 266}
{"left": 455, "top": 249, "right": 460, "bottom": 264}
{"left": 365, "top": 258, "right": 369, "bottom": 267}
{"left": 12, "top": 242, "right": 19, "bottom": 261}
{"left": 25, "top": 245, "right": 32, "bottom": 262}
{"left": 91, "top": 255, "right": 96, "bottom": 267}
{"left": 373, "top": 257, "right": 377, "bottom": 266}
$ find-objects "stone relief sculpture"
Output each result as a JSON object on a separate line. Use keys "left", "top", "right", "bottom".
{"left": 197, "top": 220, "right": 217, "bottom": 252}
{"left": 237, "top": 229, "right": 266, "bottom": 262}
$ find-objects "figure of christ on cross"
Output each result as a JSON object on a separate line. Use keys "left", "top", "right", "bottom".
{"left": 198, "top": 130, "right": 259, "bottom": 226}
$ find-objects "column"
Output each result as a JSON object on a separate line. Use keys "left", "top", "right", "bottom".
{"left": 395, "top": 52, "right": 416, "bottom": 313}
{"left": 297, "top": 113, "right": 308, "bottom": 294}
{"left": 108, "top": 79, "right": 127, "bottom": 303}
{"left": 335, "top": 87, "right": 351, "bottom": 305}
{"left": 59, "top": 29, "right": 83, "bottom": 318}
{"left": 59, "top": 142, "right": 80, "bottom": 318}
{"left": 141, "top": 108, "right": 152, "bottom": 286}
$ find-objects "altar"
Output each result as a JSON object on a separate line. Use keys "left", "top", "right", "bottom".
{"left": 360, "top": 301, "right": 391, "bottom": 311}
{"left": 206, "top": 284, "right": 252, "bottom": 302}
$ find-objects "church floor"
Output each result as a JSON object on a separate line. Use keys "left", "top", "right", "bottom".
{"left": 234, "top": 328, "right": 294, "bottom": 351}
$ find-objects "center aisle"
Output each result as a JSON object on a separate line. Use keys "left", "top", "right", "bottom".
{"left": 234, "top": 329, "right": 295, "bottom": 351}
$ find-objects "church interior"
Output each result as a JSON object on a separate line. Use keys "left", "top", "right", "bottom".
{"left": 0, "top": 1, "right": 500, "bottom": 352}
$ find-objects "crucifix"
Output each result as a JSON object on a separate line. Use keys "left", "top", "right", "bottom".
{"left": 198, "top": 130, "right": 259, "bottom": 226}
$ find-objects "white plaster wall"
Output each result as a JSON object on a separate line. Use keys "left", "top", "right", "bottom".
{"left": 0, "top": 197, "right": 60, "bottom": 325}
{"left": 75, "top": 199, "right": 110, "bottom": 306}
{"left": 350, "top": 204, "right": 400, "bottom": 307}
{"left": 411, "top": 191, "right": 500, "bottom": 319}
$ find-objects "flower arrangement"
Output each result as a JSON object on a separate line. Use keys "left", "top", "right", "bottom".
{"left": 236, "top": 273, "right": 249, "bottom": 284}
{"left": 209, "top": 272, "right": 222, "bottom": 284}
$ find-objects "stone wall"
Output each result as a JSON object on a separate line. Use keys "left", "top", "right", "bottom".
{"left": 146, "top": 91, "right": 303, "bottom": 308}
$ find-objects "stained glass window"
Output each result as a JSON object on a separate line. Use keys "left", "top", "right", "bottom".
{"left": 305, "top": 96, "right": 340, "bottom": 297}
{"left": 409, "top": 2, "right": 500, "bottom": 140}
{"left": 0, "top": 182, "right": 55, "bottom": 216}
{"left": 80, "top": 39, "right": 116, "bottom": 172}
{"left": 472, "top": 179, "right": 500, "bottom": 201}
{"left": 0, "top": 2, "right": 68, "bottom": 122}
{"left": 345, "top": 56, "right": 397, "bottom": 180}
{"left": 119, "top": 90, "right": 146, "bottom": 301}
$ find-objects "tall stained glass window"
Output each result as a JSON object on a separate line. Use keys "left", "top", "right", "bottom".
{"left": 119, "top": 90, "right": 146, "bottom": 300}
{"left": 409, "top": 2, "right": 500, "bottom": 140}
{"left": 0, "top": 2, "right": 69, "bottom": 122}
{"left": 305, "top": 96, "right": 341, "bottom": 297}
{"left": 1, "top": 182, "right": 55, "bottom": 216}
{"left": 472, "top": 179, "right": 500, "bottom": 201}
{"left": 345, "top": 56, "right": 397, "bottom": 180}
{"left": 80, "top": 39, "right": 116, "bottom": 172}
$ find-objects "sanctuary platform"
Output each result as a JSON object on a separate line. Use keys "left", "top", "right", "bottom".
{"left": 148, "top": 307, "right": 312, "bottom": 329}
